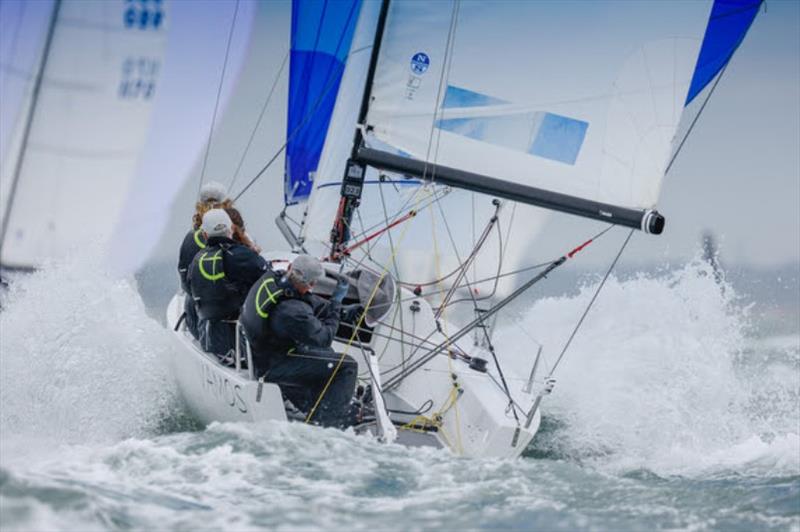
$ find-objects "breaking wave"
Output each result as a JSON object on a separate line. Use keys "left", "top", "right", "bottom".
{"left": 495, "top": 259, "right": 800, "bottom": 478}
{"left": 0, "top": 251, "right": 177, "bottom": 449}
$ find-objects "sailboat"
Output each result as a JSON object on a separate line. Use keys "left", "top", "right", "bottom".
{"left": 0, "top": 0, "right": 169, "bottom": 270}
{"left": 167, "top": 0, "right": 763, "bottom": 458}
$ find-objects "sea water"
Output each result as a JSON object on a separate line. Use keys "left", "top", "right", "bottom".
{"left": 0, "top": 254, "right": 797, "bottom": 531}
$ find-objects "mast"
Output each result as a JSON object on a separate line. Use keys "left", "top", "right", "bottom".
{"left": 328, "top": 0, "right": 391, "bottom": 259}
{"left": 0, "top": 0, "right": 63, "bottom": 265}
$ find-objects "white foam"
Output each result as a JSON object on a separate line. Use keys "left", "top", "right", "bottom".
{"left": 0, "top": 250, "right": 176, "bottom": 452}
{"left": 495, "top": 259, "right": 800, "bottom": 477}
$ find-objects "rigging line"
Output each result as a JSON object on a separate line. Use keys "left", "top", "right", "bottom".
{"left": 420, "top": 0, "right": 460, "bottom": 184}
{"left": 385, "top": 224, "right": 617, "bottom": 389}
{"left": 391, "top": 223, "right": 614, "bottom": 297}
{"left": 377, "top": 173, "right": 407, "bottom": 361}
{"left": 483, "top": 201, "right": 518, "bottom": 336}
{"left": 664, "top": 63, "right": 729, "bottom": 177}
{"left": 427, "top": 166, "right": 465, "bottom": 452}
{"left": 438, "top": 220, "right": 504, "bottom": 309}
{"left": 471, "top": 194, "right": 477, "bottom": 284}
{"left": 341, "top": 190, "right": 449, "bottom": 273}
{"left": 226, "top": 51, "right": 289, "bottom": 194}
{"left": 666, "top": 0, "right": 767, "bottom": 176}
{"left": 305, "top": 187, "right": 434, "bottom": 424}
{"left": 233, "top": 45, "right": 372, "bottom": 202}
{"left": 421, "top": 259, "right": 551, "bottom": 293}
{"left": 549, "top": 228, "right": 634, "bottom": 376}
{"left": 198, "top": 0, "right": 241, "bottom": 193}
{"left": 413, "top": 5, "right": 469, "bottom": 441}
{"left": 345, "top": 184, "right": 448, "bottom": 244}
{"left": 378, "top": 175, "right": 402, "bottom": 279}
{"left": 354, "top": 208, "right": 373, "bottom": 258}
{"left": 433, "top": 200, "right": 498, "bottom": 316}
{"left": 433, "top": 202, "right": 518, "bottom": 422}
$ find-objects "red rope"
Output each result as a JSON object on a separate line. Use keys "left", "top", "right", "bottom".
{"left": 567, "top": 238, "right": 593, "bottom": 258}
{"left": 341, "top": 210, "right": 416, "bottom": 256}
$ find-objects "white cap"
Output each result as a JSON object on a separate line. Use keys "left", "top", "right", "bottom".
{"left": 290, "top": 255, "right": 324, "bottom": 286}
{"left": 199, "top": 181, "right": 227, "bottom": 203}
{"left": 201, "top": 209, "right": 232, "bottom": 238}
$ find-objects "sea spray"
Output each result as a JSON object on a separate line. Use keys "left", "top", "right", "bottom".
{"left": 495, "top": 259, "right": 800, "bottom": 477}
{"left": 0, "top": 252, "right": 177, "bottom": 450}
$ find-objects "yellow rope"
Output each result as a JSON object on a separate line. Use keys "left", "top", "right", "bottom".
{"left": 397, "top": 383, "right": 461, "bottom": 450}
{"left": 427, "top": 196, "right": 465, "bottom": 455}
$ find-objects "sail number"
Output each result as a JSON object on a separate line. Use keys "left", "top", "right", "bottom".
{"left": 124, "top": 0, "right": 164, "bottom": 30}
{"left": 119, "top": 57, "right": 160, "bottom": 100}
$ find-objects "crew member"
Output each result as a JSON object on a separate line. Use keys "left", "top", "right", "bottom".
{"left": 240, "top": 254, "right": 357, "bottom": 428}
{"left": 187, "top": 208, "right": 267, "bottom": 360}
{"left": 178, "top": 181, "right": 228, "bottom": 338}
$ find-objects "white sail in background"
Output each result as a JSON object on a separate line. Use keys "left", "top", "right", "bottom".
{"left": 0, "top": 0, "right": 168, "bottom": 269}
{"left": 0, "top": 0, "right": 53, "bottom": 231}
{"left": 108, "top": 0, "right": 260, "bottom": 275}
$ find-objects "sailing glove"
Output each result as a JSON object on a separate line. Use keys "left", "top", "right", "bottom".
{"left": 331, "top": 278, "right": 349, "bottom": 303}
{"left": 340, "top": 304, "right": 363, "bottom": 323}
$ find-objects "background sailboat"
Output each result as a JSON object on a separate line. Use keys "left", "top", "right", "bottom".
{"left": 0, "top": 0, "right": 169, "bottom": 269}
{"left": 0, "top": 0, "right": 259, "bottom": 275}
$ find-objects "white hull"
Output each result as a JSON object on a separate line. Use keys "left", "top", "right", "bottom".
{"left": 166, "top": 254, "right": 542, "bottom": 458}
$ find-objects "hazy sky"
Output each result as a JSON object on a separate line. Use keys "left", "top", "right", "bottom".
{"left": 626, "top": 0, "right": 799, "bottom": 268}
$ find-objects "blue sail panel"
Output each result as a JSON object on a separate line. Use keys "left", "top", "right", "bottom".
{"left": 286, "top": 0, "right": 361, "bottom": 205}
{"left": 685, "top": 0, "right": 761, "bottom": 105}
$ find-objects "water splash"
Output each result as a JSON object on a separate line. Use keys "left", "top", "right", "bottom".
{"left": 0, "top": 251, "right": 177, "bottom": 449}
{"left": 496, "top": 259, "right": 800, "bottom": 477}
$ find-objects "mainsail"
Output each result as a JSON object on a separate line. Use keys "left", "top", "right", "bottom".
{"left": 353, "top": 1, "right": 736, "bottom": 234}
{"left": 0, "top": 0, "right": 168, "bottom": 269}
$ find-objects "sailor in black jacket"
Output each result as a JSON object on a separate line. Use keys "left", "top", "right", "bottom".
{"left": 177, "top": 182, "right": 225, "bottom": 339}
{"left": 187, "top": 209, "right": 267, "bottom": 359}
{"left": 178, "top": 228, "right": 207, "bottom": 338}
{"left": 240, "top": 254, "right": 357, "bottom": 427}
